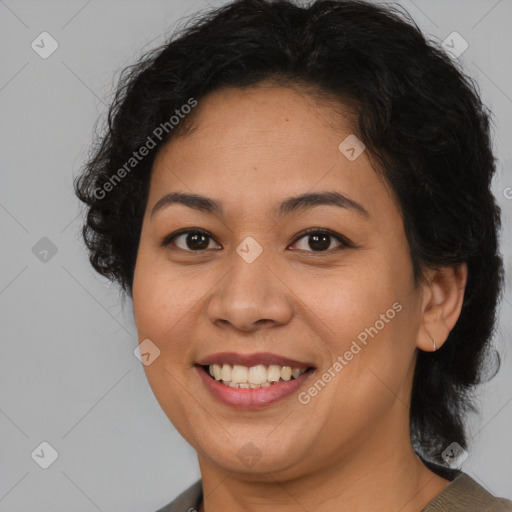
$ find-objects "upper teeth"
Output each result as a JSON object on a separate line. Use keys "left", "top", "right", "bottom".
{"left": 208, "top": 364, "right": 306, "bottom": 388}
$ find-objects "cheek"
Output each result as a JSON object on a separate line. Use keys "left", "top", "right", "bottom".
{"left": 290, "top": 256, "right": 416, "bottom": 400}
{"left": 132, "top": 254, "right": 202, "bottom": 439}
{"left": 287, "top": 260, "right": 404, "bottom": 347}
{"left": 132, "top": 251, "right": 194, "bottom": 360}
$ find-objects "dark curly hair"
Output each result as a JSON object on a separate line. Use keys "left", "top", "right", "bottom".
{"left": 74, "top": 0, "right": 504, "bottom": 478}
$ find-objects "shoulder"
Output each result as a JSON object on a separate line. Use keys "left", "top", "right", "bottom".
{"left": 155, "top": 480, "right": 202, "bottom": 512}
{"left": 153, "top": 474, "right": 512, "bottom": 512}
{"left": 422, "top": 472, "right": 512, "bottom": 512}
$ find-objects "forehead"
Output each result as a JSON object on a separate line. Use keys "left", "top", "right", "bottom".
{"left": 169, "top": 83, "right": 356, "bottom": 155}
{"left": 149, "top": 84, "right": 394, "bottom": 221}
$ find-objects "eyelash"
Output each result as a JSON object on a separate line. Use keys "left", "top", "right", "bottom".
{"left": 159, "top": 227, "right": 355, "bottom": 254}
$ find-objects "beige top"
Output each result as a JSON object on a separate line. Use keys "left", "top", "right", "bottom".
{"left": 156, "top": 473, "right": 512, "bottom": 511}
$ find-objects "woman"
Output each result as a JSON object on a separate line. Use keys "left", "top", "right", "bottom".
{"left": 75, "top": 0, "right": 512, "bottom": 510}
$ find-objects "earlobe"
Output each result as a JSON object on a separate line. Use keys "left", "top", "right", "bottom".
{"left": 425, "top": 329, "right": 437, "bottom": 352}
{"left": 417, "top": 263, "right": 468, "bottom": 352}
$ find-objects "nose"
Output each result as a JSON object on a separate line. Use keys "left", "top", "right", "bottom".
{"left": 206, "top": 253, "right": 294, "bottom": 333}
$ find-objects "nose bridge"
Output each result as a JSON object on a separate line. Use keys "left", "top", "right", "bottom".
{"left": 207, "top": 245, "right": 293, "bottom": 331}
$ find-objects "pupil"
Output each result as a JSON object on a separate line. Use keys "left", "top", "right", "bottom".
{"left": 309, "top": 233, "right": 330, "bottom": 251}
{"left": 187, "top": 232, "right": 209, "bottom": 250}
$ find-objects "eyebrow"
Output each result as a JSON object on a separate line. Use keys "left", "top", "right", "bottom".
{"left": 150, "top": 190, "right": 369, "bottom": 219}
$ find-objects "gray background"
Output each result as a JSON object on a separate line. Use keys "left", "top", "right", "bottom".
{"left": 1, "top": 0, "right": 511, "bottom": 510}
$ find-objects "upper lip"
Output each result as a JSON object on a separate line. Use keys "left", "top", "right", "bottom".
{"left": 196, "top": 352, "right": 314, "bottom": 369}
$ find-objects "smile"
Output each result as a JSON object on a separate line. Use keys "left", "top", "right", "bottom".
{"left": 195, "top": 352, "right": 316, "bottom": 408}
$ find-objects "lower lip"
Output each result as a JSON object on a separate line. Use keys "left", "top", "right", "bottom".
{"left": 196, "top": 366, "right": 314, "bottom": 409}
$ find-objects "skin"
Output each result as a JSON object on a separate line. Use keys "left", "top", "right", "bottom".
{"left": 132, "top": 82, "right": 468, "bottom": 512}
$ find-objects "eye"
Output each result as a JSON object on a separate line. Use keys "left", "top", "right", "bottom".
{"left": 160, "top": 229, "right": 221, "bottom": 252}
{"left": 289, "top": 228, "right": 353, "bottom": 253}
{"left": 160, "top": 227, "right": 354, "bottom": 253}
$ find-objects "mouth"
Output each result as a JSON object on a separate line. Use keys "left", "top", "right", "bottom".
{"left": 195, "top": 352, "right": 316, "bottom": 408}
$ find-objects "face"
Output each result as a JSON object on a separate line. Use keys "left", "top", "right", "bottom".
{"left": 132, "top": 83, "right": 424, "bottom": 480}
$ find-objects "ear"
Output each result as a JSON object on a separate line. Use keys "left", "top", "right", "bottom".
{"left": 417, "top": 263, "right": 468, "bottom": 352}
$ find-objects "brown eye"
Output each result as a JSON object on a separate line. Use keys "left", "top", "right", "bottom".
{"left": 161, "top": 229, "right": 221, "bottom": 251}
{"left": 290, "top": 229, "right": 353, "bottom": 252}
